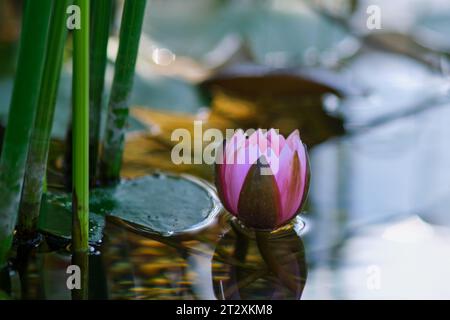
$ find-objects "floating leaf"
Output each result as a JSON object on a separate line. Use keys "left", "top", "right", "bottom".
{"left": 39, "top": 173, "right": 221, "bottom": 240}
{"left": 38, "top": 193, "right": 105, "bottom": 243}
{"left": 202, "top": 64, "right": 356, "bottom": 97}
{"left": 104, "top": 173, "right": 221, "bottom": 236}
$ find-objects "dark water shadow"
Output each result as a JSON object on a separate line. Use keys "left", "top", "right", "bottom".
{"left": 211, "top": 222, "right": 307, "bottom": 300}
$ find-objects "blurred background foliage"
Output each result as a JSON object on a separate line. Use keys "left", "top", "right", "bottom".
{"left": 1, "top": 0, "right": 450, "bottom": 140}
{"left": 1, "top": 0, "right": 450, "bottom": 135}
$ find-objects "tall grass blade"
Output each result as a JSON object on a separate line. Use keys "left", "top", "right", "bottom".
{"left": 0, "top": 0, "right": 52, "bottom": 266}
{"left": 72, "top": 0, "right": 90, "bottom": 255}
{"left": 99, "top": 0, "right": 147, "bottom": 184}
{"left": 89, "top": 0, "right": 113, "bottom": 186}
{"left": 17, "top": 0, "right": 73, "bottom": 241}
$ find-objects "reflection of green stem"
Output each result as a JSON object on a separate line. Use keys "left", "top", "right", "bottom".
{"left": 17, "top": 0, "right": 72, "bottom": 240}
{"left": 99, "top": 0, "right": 147, "bottom": 184}
{"left": 89, "top": 0, "right": 113, "bottom": 186}
{"left": 72, "top": 0, "right": 90, "bottom": 254}
{"left": 72, "top": 250, "right": 89, "bottom": 300}
{"left": 0, "top": 0, "right": 52, "bottom": 266}
{"left": 255, "top": 231, "right": 298, "bottom": 294}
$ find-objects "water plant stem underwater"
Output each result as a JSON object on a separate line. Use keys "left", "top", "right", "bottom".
{"left": 0, "top": 0, "right": 52, "bottom": 266}
{"left": 17, "top": 0, "right": 73, "bottom": 241}
{"left": 99, "top": 0, "right": 147, "bottom": 185}
{"left": 72, "top": 0, "right": 90, "bottom": 254}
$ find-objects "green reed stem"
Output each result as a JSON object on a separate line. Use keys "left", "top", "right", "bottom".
{"left": 72, "top": 250, "right": 89, "bottom": 299}
{"left": 0, "top": 0, "right": 52, "bottom": 266}
{"left": 89, "top": 0, "right": 113, "bottom": 187}
{"left": 17, "top": 0, "right": 72, "bottom": 241}
{"left": 99, "top": 0, "right": 147, "bottom": 184}
{"left": 72, "top": 0, "right": 90, "bottom": 253}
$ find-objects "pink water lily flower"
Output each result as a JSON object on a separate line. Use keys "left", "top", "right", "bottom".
{"left": 215, "top": 129, "right": 310, "bottom": 230}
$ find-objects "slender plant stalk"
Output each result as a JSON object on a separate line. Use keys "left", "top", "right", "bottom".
{"left": 72, "top": 250, "right": 89, "bottom": 300}
{"left": 17, "top": 0, "right": 73, "bottom": 241}
{"left": 0, "top": 0, "right": 52, "bottom": 267}
{"left": 72, "top": 0, "right": 90, "bottom": 254}
{"left": 89, "top": 0, "right": 113, "bottom": 187}
{"left": 99, "top": 0, "right": 147, "bottom": 184}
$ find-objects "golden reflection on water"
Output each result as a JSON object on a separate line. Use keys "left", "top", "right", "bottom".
{"left": 101, "top": 214, "right": 307, "bottom": 300}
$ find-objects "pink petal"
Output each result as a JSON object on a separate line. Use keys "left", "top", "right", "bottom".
{"left": 218, "top": 130, "right": 247, "bottom": 214}
{"left": 286, "top": 130, "right": 308, "bottom": 207}
{"left": 215, "top": 143, "right": 233, "bottom": 213}
{"left": 296, "top": 144, "right": 308, "bottom": 208}
{"left": 224, "top": 136, "right": 257, "bottom": 214}
{"left": 245, "top": 129, "right": 268, "bottom": 153}
{"left": 274, "top": 145, "right": 303, "bottom": 223}
{"left": 260, "top": 145, "right": 281, "bottom": 176}
{"left": 224, "top": 129, "right": 245, "bottom": 165}
{"left": 286, "top": 129, "right": 301, "bottom": 152}
{"left": 267, "top": 129, "right": 285, "bottom": 156}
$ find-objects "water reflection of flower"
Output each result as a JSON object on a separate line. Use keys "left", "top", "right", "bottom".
{"left": 211, "top": 219, "right": 307, "bottom": 300}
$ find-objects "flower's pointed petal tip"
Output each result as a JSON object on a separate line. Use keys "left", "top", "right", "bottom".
{"left": 245, "top": 129, "right": 264, "bottom": 149}
{"left": 266, "top": 128, "right": 278, "bottom": 140}
{"left": 257, "top": 129, "right": 267, "bottom": 139}
{"left": 258, "top": 130, "right": 270, "bottom": 150}
{"left": 232, "top": 129, "right": 245, "bottom": 140}
{"left": 286, "top": 129, "right": 304, "bottom": 151}
{"left": 263, "top": 128, "right": 271, "bottom": 137}
{"left": 267, "top": 129, "right": 285, "bottom": 155}
{"left": 267, "top": 128, "right": 285, "bottom": 141}
{"left": 249, "top": 129, "right": 261, "bottom": 139}
{"left": 287, "top": 129, "right": 300, "bottom": 140}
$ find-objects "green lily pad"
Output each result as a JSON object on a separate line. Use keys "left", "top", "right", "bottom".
{"left": 38, "top": 193, "right": 105, "bottom": 243}
{"left": 102, "top": 173, "right": 221, "bottom": 236}
{"left": 39, "top": 173, "right": 221, "bottom": 241}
